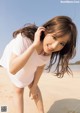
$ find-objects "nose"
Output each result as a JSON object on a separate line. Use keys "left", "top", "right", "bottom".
{"left": 51, "top": 41, "right": 59, "bottom": 50}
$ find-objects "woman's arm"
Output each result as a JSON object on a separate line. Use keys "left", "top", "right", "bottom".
{"left": 9, "top": 27, "right": 45, "bottom": 75}
{"left": 9, "top": 44, "right": 36, "bottom": 75}
{"left": 28, "top": 64, "right": 45, "bottom": 98}
{"left": 32, "top": 64, "right": 45, "bottom": 87}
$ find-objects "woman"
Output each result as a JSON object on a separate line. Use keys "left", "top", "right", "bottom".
{"left": 0, "top": 16, "right": 77, "bottom": 113}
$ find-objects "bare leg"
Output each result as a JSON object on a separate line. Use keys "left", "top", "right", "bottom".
{"left": 11, "top": 84, "right": 24, "bottom": 113}
{"left": 34, "top": 86, "right": 44, "bottom": 113}
{"left": 28, "top": 84, "right": 44, "bottom": 113}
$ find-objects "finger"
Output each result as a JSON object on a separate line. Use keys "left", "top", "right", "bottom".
{"left": 38, "top": 26, "right": 45, "bottom": 29}
{"left": 37, "top": 27, "right": 45, "bottom": 32}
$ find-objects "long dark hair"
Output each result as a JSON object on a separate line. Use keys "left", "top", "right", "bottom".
{"left": 13, "top": 23, "right": 38, "bottom": 41}
{"left": 13, "top": 16, "right": 77, "bottom": 77}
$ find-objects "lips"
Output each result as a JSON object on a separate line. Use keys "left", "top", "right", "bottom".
{"left": 47, "top": 44, "right": 53, "bottom": 51}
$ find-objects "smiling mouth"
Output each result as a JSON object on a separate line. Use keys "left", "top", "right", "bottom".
{"left": 47, "top": 44, "right": 53, "bottom": 51}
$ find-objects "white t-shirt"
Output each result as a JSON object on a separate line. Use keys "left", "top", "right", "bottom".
{"left": 0, "top": 33, "right": 50, "bottom": 88}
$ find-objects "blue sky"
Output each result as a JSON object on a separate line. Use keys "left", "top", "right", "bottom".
{"left": 0, "top": 0, "right": 80, "bottom": 63}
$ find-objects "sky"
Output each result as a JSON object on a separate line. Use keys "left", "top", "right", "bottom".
{"left": 0, "top": 0, "right": 80, "bottom": 63}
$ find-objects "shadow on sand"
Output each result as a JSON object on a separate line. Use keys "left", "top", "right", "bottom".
{"left": 47, "top": 98, "right": 80, "bottom": 113}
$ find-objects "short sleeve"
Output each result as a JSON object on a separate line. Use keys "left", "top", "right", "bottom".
{"left": 12, "top": 33, "right": 32, "bottom": 56}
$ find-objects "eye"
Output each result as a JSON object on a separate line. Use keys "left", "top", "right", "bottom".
{"left": 53, "top": 36, "right": 57, "bottom": 40}
{"left": 60, "top": 42, "right": 65, "bottom": 46}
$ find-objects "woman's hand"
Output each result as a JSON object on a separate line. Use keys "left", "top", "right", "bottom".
{"left": 32, "top": 27, "right": 45, "bottom": 48}
{"left": 29, "top": 85, "right": 39, "bottom": 100}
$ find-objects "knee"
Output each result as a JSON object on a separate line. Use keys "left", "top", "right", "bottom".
{"left": 15, "top": 88, "right": 24, "bottom": 94}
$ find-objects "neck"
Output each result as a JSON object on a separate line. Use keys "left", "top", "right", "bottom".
{"left": 36, "top": 43, "right": 50, "bottom": 56}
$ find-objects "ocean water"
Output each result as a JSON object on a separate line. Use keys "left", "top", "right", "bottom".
{"left": 69, "top": 65, "right": 80, "bottom": 71}
{"left": 45, "top": 64, "right": 80, "bottom": 73}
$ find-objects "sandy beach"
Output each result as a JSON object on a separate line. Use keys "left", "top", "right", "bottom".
{"left": 0, "top": 66, "right": 80, "bottom": 113}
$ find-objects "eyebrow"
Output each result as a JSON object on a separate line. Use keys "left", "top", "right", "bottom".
{"left": 53, "top": 36, "right": 67, "bottom": 44}
{"left": 52, "top": 34, "right": 69, "bottom": 44}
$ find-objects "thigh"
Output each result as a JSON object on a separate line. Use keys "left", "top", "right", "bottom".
{"left": 11, "top": 84, "right": 24, "bottom": 94}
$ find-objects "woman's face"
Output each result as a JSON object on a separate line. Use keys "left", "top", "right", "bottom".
{"left": 43, "top": 33, "right": 70, "bottom": 55}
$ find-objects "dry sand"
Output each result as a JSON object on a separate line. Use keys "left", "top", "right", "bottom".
{"left": 0, "top": 67, "right": 80, "bottom": 113}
